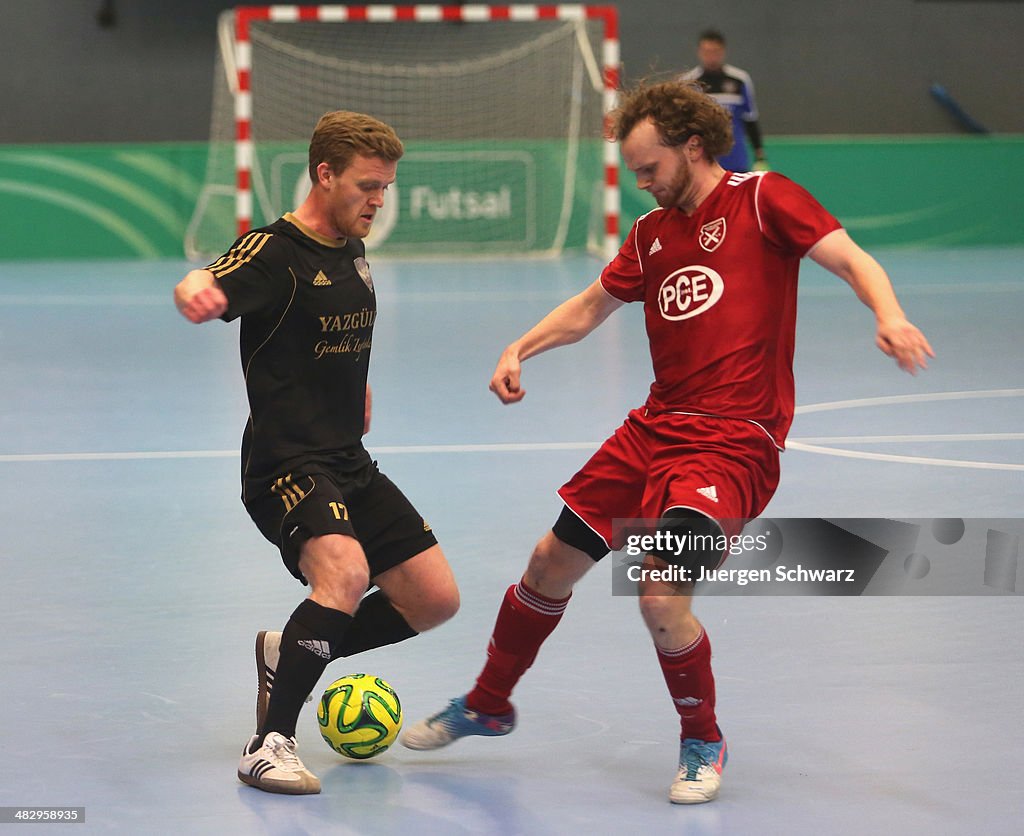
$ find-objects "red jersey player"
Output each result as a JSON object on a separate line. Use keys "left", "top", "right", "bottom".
{"left": 401, "top": 80, "right": 933, "bottom": 804}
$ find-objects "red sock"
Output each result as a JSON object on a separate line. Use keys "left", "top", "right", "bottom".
{"left": 656, "top": 628, "right": 721, "bottom": 742}
{"left": 466, "top": 581, "right": 570, "bottom": 715}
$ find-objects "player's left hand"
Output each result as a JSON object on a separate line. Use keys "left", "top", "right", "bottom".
{"left": 490, "top": 348, "right": 526, "bottom": 404}
{"left": 876, "top": 317, "right": 934, "bottom": 374}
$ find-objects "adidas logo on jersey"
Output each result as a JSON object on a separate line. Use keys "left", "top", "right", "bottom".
{"left": 727, "top": 171, "right": 765, "bottom": 186}
{"left": 696, "top": 485, "right": 719, "bottom": 503}
{"left": 648, "top": 237, "right": 663, "bottom": 256}
{"left": 312, "top": 271, "right": 332, "bottom": 287}
{"left": 297, "top": 639, "right": 331, "bottom": 659}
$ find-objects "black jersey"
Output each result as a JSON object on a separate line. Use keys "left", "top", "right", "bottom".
{"left": 208, "top": 213, "right": 376, "bottom": 492}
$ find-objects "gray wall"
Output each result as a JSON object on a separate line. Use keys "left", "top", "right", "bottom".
{"left": 2, "top": 0, "right": 1021, "bottom": 143}
{"left": 632, "top": 0, "right": 1024, "bottom": 135}
{"left": 2, "top": 0, "right": 221, "bottom": 143}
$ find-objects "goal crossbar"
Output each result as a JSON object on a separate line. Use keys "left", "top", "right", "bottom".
{"left": 227, "top": 4, "right": 620, "bottom": 257}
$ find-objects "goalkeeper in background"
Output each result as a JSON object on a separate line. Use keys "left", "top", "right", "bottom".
{"left": 400, "top": 79, "right": 932, "bottom": 805}
{"left": 174, "top": 111, "right": 460, "bottom": 795}
{"left": 680, "top": 28, "right": 768, "bottom": 172}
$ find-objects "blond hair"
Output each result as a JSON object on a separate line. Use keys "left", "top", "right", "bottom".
{"left": 307, "top": 111, "right": 404, "bottom": 183}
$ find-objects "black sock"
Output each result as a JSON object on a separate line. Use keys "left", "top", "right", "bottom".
{"left": 331, "top": 590, "right": 418, "bottom": 659}
{"left": 258, "top": 598, "right": 352, "bottom": 742}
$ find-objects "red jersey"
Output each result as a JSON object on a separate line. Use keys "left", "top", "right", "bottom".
{"left": 600, "top": 171, "right": 841, "bottom": 448}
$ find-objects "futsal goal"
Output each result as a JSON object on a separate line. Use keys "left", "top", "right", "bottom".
{"left": 185, "top": 4, "right": 620, "bottom": 260}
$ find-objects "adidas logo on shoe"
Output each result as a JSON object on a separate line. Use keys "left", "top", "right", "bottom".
{"left": 238, "top": 732, "right": 321, "bottom": 795}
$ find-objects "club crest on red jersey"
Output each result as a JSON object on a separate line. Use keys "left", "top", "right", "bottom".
{"left": 699, "top": 217, "right": 727, "bottom": 253}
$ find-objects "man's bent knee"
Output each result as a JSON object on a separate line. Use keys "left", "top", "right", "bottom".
{"left": 646, "top": 508, "right": 726, "bottom": 577}
{"left": 639, "top": 597, "right": 702, "bottom": 648}
{"left": 523, "top": 529, "right": 596, "bottom": 598}
{"left": 414, "top": 584, "right": 460, "bottom": 632}
{"left": 405, "top": 566, "right": 460, "bottom": 631}
{"left": 299, "top": 534, "right": 371, "bottom": 611}
{"left": 375, "top": 545, "right": 460, "bottom": 632}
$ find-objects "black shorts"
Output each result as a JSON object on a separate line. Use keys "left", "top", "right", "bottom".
{"left": 244, "top": 462, "right": 438, "bottom": 584}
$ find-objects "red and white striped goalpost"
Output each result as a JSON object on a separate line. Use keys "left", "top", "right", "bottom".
{"left": 231, "top": 4, "right": 621, "bottom": 257}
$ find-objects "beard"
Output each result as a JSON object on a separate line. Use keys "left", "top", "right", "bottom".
{"left": 654, "top": 154, "right": 694, "bottom": 209}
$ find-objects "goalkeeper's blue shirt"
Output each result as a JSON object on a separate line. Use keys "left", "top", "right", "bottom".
{"left": 679, "top": 63, "right": 761, "bottom": 172}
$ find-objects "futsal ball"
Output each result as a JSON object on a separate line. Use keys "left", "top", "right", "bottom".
{"left": 317, "top": 674, "right": 402, "bottom": 760}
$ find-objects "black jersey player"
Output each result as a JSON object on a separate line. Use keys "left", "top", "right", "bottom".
{"left": 174, "top": 111, "right": 459, "bottom": 795}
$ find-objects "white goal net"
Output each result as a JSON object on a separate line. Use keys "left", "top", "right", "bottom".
{"left": 185, "top": 5, "right": 620, "bottom": 260}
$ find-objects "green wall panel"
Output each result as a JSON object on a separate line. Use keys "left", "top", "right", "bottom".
{"left": 1, "top": 136, "right": 1021, "bottom": 261}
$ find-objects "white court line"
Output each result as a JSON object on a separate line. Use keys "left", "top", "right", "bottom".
{"left": 372, "top": 442, "right": 600, "bottom": 454}
{"left": 793, "top": 433, "right": 1024, "bottom": 444}
{"left": 785, "top": 440, "right": 1024, "bottom": 471}
{"left": 789, "top": 389, "right": 1024, "bottom": 470}
{"left": 793, "top": 388, "right": 1024, "bottom": 414}
{"left": 3, "top": 436, "right": 1019, "bottom": 471}
{"left": 0, "top": 450, "right": 237, "bottom": 463}
{"left": 4, "top": 392, "right": 1021, "bottom": 468}
{"left": 0, "top": 442, "right": 601, "bottom": 464}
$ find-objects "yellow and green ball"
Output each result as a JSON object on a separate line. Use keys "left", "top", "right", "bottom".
{"left": 317, "top": 674, "right": 402, "bottom": 760}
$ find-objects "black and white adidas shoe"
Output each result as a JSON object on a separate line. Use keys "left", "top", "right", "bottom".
{"left": 254, "top": 630, "right": 280, "bottom": 730}
{"left": 254, "top": 630, "right": 312, "bottom": 730}
{"left": 237, "top": 732, "right": 320, "bottom": 795}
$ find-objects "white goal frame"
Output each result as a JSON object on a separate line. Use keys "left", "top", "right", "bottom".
{"left": 227, "top": 3, "right": 621, "bottom": 256}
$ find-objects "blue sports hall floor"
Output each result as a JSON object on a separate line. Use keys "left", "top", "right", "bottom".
{"left": 1, "top": 248, "right": 1021, "bottom": 834}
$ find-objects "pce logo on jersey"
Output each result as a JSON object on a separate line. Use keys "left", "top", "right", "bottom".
{"left": 658, "top": 266, "right": 724, "bottom": 321}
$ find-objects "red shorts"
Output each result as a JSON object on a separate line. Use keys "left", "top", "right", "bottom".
{"left": 557, "top": 408, "right": 781, "bottom": 550}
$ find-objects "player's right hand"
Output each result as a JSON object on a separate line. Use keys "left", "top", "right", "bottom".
{"left": 490, "top": 349, "right": 526, "bottom": 404}
{"left": 178, "top": 286, "right": 228, "bottom": 323}
{"left": 174, "top": 270, "right": 228, "bottom": 323}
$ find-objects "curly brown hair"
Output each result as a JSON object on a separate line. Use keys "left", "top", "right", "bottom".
{"left": 307, "top": 111, "right": 404, "bottom": 183}
{"left": 608, "top": 80, "right": 733, "bottom": 159}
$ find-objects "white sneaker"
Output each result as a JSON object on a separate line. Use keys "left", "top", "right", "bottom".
{"left": 254, "top": 631, "right": 312, "bottom": 731}
{"left": 669, "top": 730, "right": 728, "bottom": 804}
{"left": 400, "top": 696, "right": 516, "bottom": 751}
{"left": 237, "top": 732, "right": 321, "bottom": 795}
